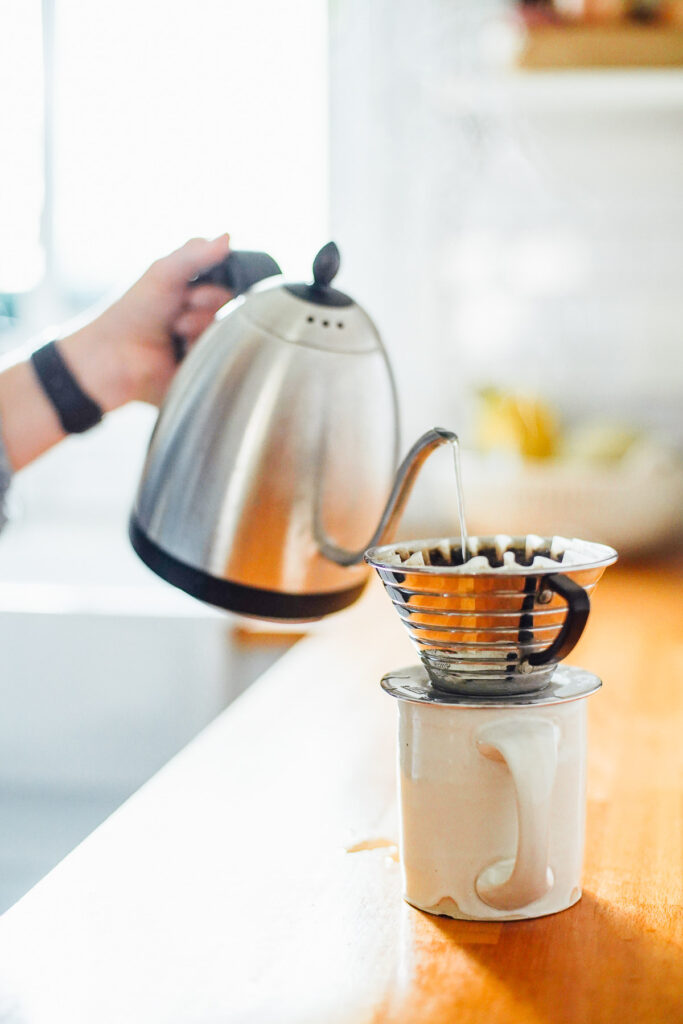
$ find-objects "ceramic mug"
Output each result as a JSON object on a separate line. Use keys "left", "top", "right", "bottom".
{"left": 383, "top": 665, "right": 601, "bottom": 921}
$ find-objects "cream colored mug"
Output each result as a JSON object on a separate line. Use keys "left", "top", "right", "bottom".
{"left": 382, "top": 665, "right": 601, "bottom": 921}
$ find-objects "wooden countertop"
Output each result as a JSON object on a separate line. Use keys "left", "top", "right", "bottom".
{"left": 0, "top": 558, "right": 681, "bottom": 1023}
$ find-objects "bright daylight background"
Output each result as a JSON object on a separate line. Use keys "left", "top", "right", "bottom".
{"left": 0, "top": 0, "right": 327, "bottom": 914}
{"left": 0, "top": 0, "right": 682, "bottom": 914}
{"left": 0, "top": 0, "right": 328, "bottom": 586}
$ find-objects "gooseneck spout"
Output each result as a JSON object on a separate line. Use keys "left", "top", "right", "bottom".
{"left": 319, "top": 427, "right": 458, "bottom": 567}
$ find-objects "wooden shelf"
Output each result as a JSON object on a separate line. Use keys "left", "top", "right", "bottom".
{"left": 519, "top": 24, "right": 683, "bottom": 68}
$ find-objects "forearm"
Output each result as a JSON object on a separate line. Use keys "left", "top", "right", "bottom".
{"left": 0, "top": 329, "right": 131, "bottom": 472}
{"left": 0, "top": 234, "right": 230, "bottom": 473}
{"left": 0, "top": 359, "right": 64, "bottom": 470}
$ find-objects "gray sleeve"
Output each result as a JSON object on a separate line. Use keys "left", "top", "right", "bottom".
{"left": 0, "top": 428, "right": 12, "bottom": 531}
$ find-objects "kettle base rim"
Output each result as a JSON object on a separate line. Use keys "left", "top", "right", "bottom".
{"left": 129, "top": 516, "right": 366, "bottom": 622}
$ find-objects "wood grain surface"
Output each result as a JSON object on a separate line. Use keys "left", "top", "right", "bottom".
{"left": 0, "top": 557, "right": 680, "bottom": 1023}
{"left": 518, "top": 24, "right": 683, "bottom": 69}
{"left": 369, "top": 556, "right": 683, "bottom": 1024}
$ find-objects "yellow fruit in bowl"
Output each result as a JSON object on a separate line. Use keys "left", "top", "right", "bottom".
{"left": 563, "top": 422, "right": 640, "bottom": 463}
{"left": 476, "top": 389, "right": 559, "bottom": 460}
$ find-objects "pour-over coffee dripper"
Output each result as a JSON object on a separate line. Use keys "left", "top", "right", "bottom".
{"left": 371, "top": 533, "right": 618, "bottom": 921}
{"left": 365, "top": 534, "right": 617, "bottom": 695}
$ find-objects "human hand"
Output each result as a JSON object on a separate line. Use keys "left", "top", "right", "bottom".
{"left": 60, "top": 234, "right": 232, "bottom": 409}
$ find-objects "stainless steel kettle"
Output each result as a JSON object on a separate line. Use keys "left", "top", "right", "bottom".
{"left": 130, "top": 242, "right": 454, "bottom": 620}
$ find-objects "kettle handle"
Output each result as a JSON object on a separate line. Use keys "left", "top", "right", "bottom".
{"left": 171, "top": 250, "right": 282, "bottom": 362}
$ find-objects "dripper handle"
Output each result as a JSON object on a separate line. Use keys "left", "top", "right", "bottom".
{"left": 527, "top": 574, "right": 590, "bottom": 667}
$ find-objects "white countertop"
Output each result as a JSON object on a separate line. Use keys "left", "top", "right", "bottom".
{"left": 0, "top": 583, "right": 412, "bottom": 1024}
{"left": 1, "top": 562, "right": 681, "bottom": 1024}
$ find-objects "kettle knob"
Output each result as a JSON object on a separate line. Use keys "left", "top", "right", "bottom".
{"left": 312, "top": 242, "right": 341, "bottom": 287}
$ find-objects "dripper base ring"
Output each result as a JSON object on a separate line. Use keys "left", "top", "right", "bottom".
{"left": 425, "top": 653, "right": 554, "bottom": 697}
{"left": 382, "top": 663, "right": 602, "bottom": 708}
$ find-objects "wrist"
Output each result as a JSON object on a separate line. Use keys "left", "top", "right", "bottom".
{"left": 58, "top": 323, "right": 136, "bottom": 413}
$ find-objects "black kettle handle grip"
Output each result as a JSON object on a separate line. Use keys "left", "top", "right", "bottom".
{"left": 171, "top": 250, "right": 282, "bottom": 362}
{"left": 527, "top": 574, "right": 591, "bottom": 667}
{"left": 189, "top": 250, "right": 281, "bottom": 293}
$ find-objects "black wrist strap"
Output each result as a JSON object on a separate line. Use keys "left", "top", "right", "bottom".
{"left": 30, "top": 341, "right": 103, "bottom": 434}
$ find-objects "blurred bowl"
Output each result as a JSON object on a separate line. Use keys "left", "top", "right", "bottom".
{"left": 460, "top": 443, "right": 683, "bottom": 555}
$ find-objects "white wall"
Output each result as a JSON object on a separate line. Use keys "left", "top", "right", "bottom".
{"left": 329, "top": 0, "right": 683, "bottom": 457}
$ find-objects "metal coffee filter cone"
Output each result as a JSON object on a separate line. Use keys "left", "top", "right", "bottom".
{"left": 365, "top": 534, "right": 617, "bottom": 696}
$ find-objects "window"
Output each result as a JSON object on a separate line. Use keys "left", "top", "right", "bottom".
{"left": 1, "top": 0, "right": 328, "bottom": 341}
{"left": 0, "top": 2, "right": 44, "bottom": 299}
{"left": 0, "top": 1, "right": 328, "bottom": 587}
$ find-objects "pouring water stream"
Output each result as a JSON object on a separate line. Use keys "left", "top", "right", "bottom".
{"left": 450, "top": 436, "right": 469, "bottom": 565}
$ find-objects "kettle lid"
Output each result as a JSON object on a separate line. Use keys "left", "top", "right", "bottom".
{"left": 285, "top": 242, "right": 353, "bottom": 308}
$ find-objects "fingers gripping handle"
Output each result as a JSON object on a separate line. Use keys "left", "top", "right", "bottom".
{"left": 475, "top": 718, "right": 558, "bottom": 911}
{"left": 171, "top": 251, "right": 282, "bottom": 362}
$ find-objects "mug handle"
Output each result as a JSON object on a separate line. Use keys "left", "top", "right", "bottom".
{"left": 475, "top": 717, "right": 558, "bottom": 911}
{"left": 527, "top": 573, "right": 590, "bottom": 667}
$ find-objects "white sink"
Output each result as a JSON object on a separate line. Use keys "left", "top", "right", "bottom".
{"left": 0, "top": 602, "right": 287, "bottom": 913}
